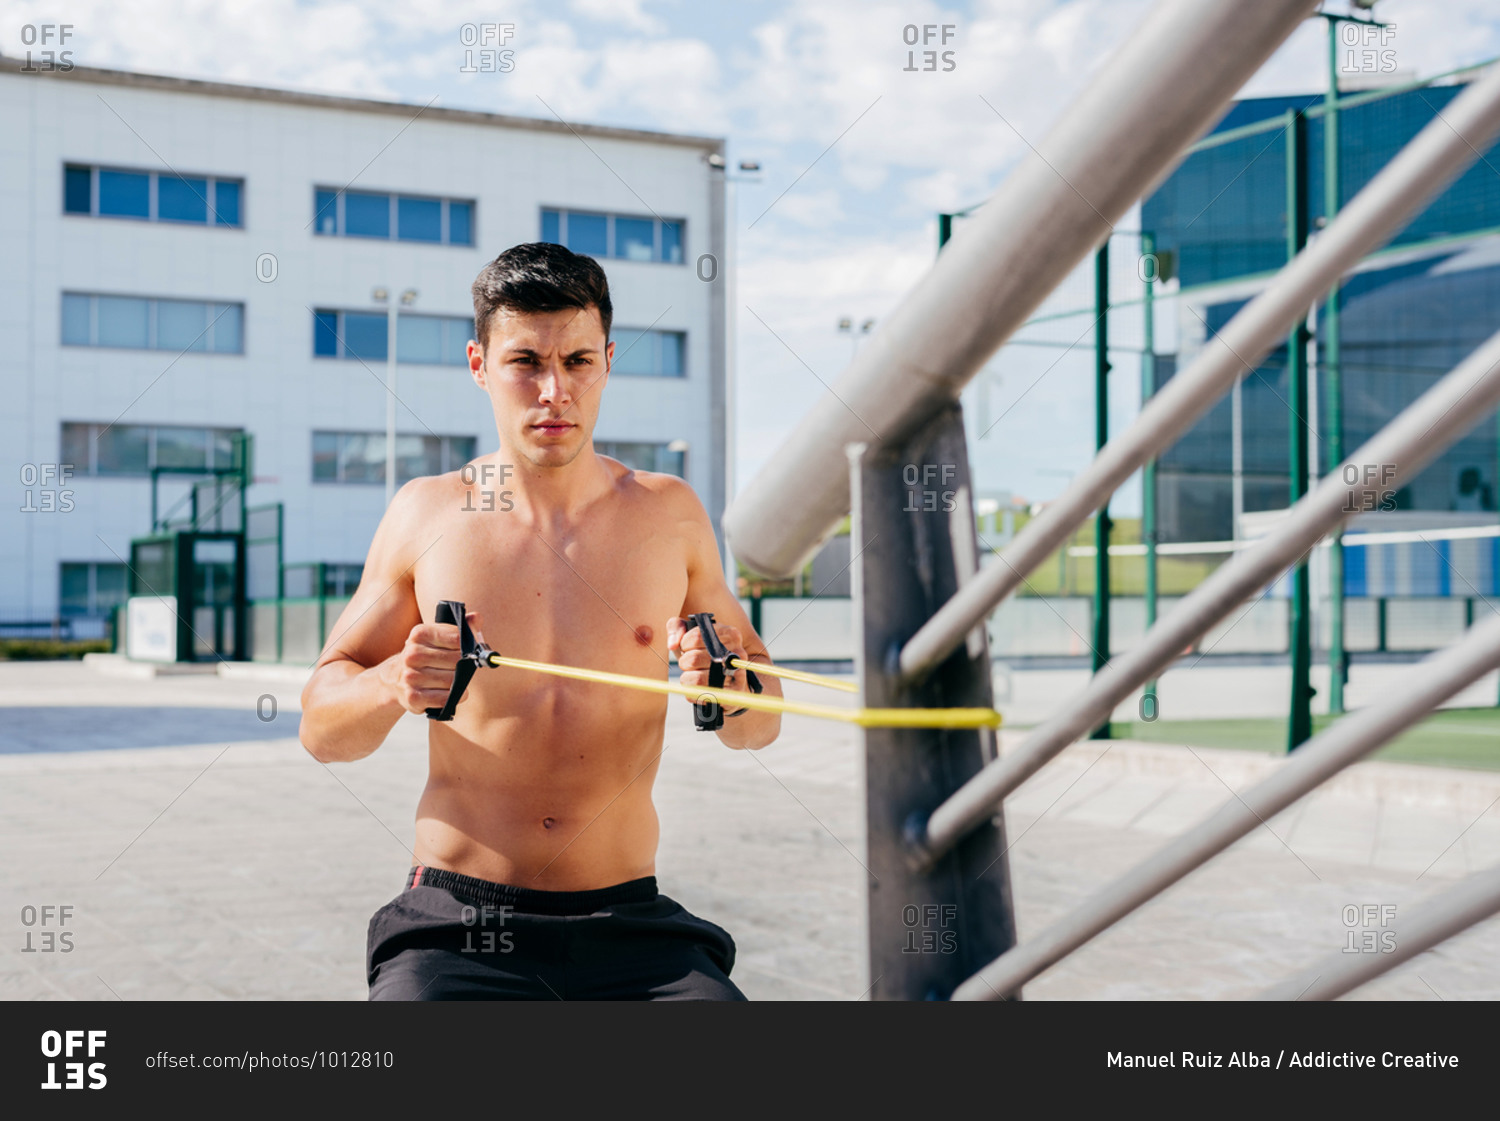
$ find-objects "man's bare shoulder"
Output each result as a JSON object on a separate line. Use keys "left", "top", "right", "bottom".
{"left": 369, "top": 468, "right": 476, "bottom": 563}
{"left": 600, "top": 457, "right": 708, "bottom": 521}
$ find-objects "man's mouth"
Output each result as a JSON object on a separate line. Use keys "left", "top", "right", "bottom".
{"left": 531, "top": 419, "right": 574, "bottom": 434}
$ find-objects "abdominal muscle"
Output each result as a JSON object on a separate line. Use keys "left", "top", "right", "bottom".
{"left": 411, "top": 687, "right": 668, "bottom": 891}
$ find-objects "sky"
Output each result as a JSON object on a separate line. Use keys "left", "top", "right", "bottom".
{"left": 8, "top": 0, "right": 1500, "bottom": 514}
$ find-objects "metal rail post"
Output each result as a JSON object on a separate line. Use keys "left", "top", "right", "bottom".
{"left": 1324, "top": 17, "right": 1348, "bottom": 715}
{"left": 850, "top": 404, "right": 1017, "bottom": 1000}
{"left": 1141, "top": 232, "right": 1160, "bottom": 714}
{"left": 1286, "top": 109, "right": 1314, "bottom": 750}
{"left": 1091, "top": 242, "right": 1112, "bottom": 738}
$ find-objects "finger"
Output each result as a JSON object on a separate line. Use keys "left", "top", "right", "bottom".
{"left": 407, "top": 645, "right": 462, "bottom": 671}
{"left": 414, "top": 622, "right": 461, "bottom": 650}
{"left": 666, "top": 617, "right": 685, "bottom": 654}
{"left": 409, "top": 690, "right": 453, "bottom": 713}
{"left": 466, "top": 610, "right": 489, "bottom": 649}
{"left": 677, "top": 650, "right": 713, "bottom": 673}
{"left": 406, "top": 667, "right": 456, "bottom": 691}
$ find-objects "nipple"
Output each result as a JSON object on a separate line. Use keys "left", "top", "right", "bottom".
{"left": 635, "top": 625, "right": 654, "bottom": 647}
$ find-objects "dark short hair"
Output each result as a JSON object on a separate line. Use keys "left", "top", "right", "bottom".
{"left": 471, "top": 242, "right": 612, "bottom": 349}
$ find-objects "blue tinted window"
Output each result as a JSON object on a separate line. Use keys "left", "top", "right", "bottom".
{"left": 611, "top": 330, "right": 655, "bottom": 375}
{"left": 314, "top": 311, "right": 339, "bottom": 357}
{"left": 98, "top": 170, "right": 149, "bottom": 218}
{"left": 213, "top": 180, "right": 241, "bottom": 226}
{"left": 344, "top": 192, "right": 390, "bottom": 238}
{"left": 312, "top": 432, "right": 340, "bottom": 481}
{"left": 660, "top": 220, "right": 683, "bottom": 263}
{"left": 314, "top": 189, "right": 338, "bottom": 236}
{"left": 64, "top": 166, "right": 91, "bottom": 214}
{"left": 398, "top": 196, "right": 442, "bottom": 242}
{"left": 157, "top": 299, "right": 209, "bottom": 351}
{"left": 567, "top": 212, "right": 608, "bottom": 256}
{"left": 449, "top": 201, "right": 473, "bottom": 245}
{"left": 61, "top": 294, "right": 91, "bottom": 344}
{"left": 343, "top": 312, "right": 388, "bottom": 361}
{"left": 660, "top": 331, "right": 684, "bottom": 376}
{"left": 213, "top": 304, "right": 243, "bottom": 353}
{"left": 615, "top": 217, "right": 654, "bottom": 261}
{"left": 96, "top": 296, "right": 150, "bottom": 348}
{"left": 397, "top": 315, "right": 443, "bottom": 363}
{"left": 159, "top": 176, "right": 207, "bottom": 223}
{"left": 541, "top": 208, "right": 561, "bottom": 244}
{"left": 444, "top": 320, "right": 472, "bottom": 366}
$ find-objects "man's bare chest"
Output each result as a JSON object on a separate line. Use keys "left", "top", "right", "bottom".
{"left": 411, "top": 511, "right": 689, "bottom": 663}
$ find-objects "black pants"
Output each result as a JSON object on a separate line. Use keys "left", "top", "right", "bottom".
{"left": 367, "top": 865, "right": 745, "bottom": 1001}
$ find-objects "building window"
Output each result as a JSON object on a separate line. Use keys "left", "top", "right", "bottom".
{"left": 313, "top": 310, "right": 473, "bottom": 364}
{"left": 60, "top": 422, "right": 243, "bottom": 477}
{"left": 540, "top": 208, "right": 684, "bottom": 264}
{"left": 313, "top": 188, "right": 475, "bottom": 245}
{"left": 63, "top": 164, "right": 243, "bottom": 227}
{"left": 611, "top": 328, "right": 686, "bottom": 377}
{"left": 61, "top": 293, "right": 243, "bottom": 354}
{"left": 60, "top": 562, "right": 129, "bottom": 618}
{"left": 311, "top": 431, "right": 477, "bottom": 484}
{"left": 595, "top": 440, "right": 686, "bottom": 477}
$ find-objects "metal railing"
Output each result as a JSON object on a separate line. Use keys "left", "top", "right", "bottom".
{"left": 723, "top": 0, "right": 1500, "bottom": 1000}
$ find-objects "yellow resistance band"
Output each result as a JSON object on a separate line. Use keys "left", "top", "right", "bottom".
{"left": 726, "top": 658, "right": 858, "bottom": 693}
{"left": 482, "top": 653, "right": 1001, "bottom": 730}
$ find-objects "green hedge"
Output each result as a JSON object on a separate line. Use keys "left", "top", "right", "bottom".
{"left": 0, "top": 639, "right": 112, "bottom": 661}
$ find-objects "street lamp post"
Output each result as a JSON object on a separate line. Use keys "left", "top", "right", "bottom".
{"left": 838, "top": 316, "right": 876, "bottom": 360}
{"left": 707, "top": 155, "right": 762, "bottom": 591}
{"left": 374, "top": 286, "right": 418, "bottom": 507}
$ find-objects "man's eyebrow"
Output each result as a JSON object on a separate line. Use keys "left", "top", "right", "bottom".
{"left": 502, "top": 345, "right": 599, "bottom": 358}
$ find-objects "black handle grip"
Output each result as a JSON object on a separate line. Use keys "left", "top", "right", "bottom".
{"left": 684, "top": 613, "right": 726, "bottom": 731}
{"left": 426, "top": 600, "right": 479, "bottom": 722}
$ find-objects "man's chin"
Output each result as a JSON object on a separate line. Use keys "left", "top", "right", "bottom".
{"left": 517, "top": 436, "right": 585, "bottom": 468}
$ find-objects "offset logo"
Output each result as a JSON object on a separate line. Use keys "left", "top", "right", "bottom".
{"left": 40, "top": 1030, "right": 106, "bottom": 1090}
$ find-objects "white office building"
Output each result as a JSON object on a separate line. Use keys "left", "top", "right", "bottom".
{"left": 0, "top": 57, "right": 728, "bottom": 639}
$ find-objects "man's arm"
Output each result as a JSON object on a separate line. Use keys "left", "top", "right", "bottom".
{"left": 666, "top": 481, "right": 783, "bottom": 751}
{"left": 298, "top": 480, "right": 465, "bottom": 763}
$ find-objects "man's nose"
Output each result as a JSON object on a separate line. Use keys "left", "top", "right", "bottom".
{"left": 537, "top": 366, "right": 573, "bottom": 407}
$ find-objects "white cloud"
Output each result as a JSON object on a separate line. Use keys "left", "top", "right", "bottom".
{"left": 567, "top": 0, "right": 667, "bottom": 36}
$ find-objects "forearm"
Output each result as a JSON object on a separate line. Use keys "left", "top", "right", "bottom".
{"left": 716, "top": 655, "right": 782, "bottom": 750}
{"left": 716, "top": 705, "right": 780, "bottom": 750}
{"left": 298, "top": 655, "right": 407, "bottom": 763}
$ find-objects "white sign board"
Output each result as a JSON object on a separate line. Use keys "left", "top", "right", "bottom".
{"left": 127, "top": 596, "right": 177, "bottom": 662}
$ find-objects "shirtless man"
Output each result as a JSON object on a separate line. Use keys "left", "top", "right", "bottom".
{"left": 298, "top": 242, "right": 782, "bottom": 1000}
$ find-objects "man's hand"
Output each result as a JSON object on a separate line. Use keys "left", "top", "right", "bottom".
{"left": 381, "top": 610, "right": 486, "bottom": 714}
{"left": 667, "top": 616, "right": 753, "bottom": 712}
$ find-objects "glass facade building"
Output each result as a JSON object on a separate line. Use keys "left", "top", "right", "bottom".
{"left": 1141, "top": 75, "right": 1500, "bottom": 591}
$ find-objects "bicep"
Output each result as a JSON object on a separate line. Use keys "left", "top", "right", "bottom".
{"left": 679, "top": 494, "right": 769, "bottom": 659}
{"left": 313, "top": 490, "right": 426, "bottom": 672}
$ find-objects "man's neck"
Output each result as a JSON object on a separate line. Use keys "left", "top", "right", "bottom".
{"left": 504, "top": 449, "right": 610, "bottom": 525}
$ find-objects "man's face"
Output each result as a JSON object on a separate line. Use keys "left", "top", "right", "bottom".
{"left": 469, "top": 305, "right": 613, "bottom": 470}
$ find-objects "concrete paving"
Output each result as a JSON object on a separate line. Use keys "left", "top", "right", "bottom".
{"left": 1, "top": 660, "right": 1498, "bottom": 1001}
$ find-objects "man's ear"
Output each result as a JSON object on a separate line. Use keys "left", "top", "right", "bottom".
{"left": 605, "top": 339, "right": 614, "bottom": 374}
{"left": 468, "top": 340, "right": 486, "bottom": 389}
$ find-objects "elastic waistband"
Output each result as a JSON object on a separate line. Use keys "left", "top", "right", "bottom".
{"left": 405, "top": 865, "right": 658, "bottom": 916}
